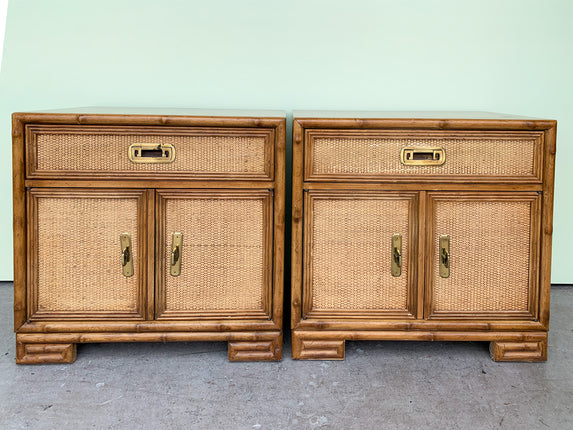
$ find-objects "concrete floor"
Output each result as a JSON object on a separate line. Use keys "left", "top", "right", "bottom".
{"left": 0, "top": 283, "right": 571, "bottom": 429}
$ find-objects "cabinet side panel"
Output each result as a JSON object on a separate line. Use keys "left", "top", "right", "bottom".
{"left": 539, "top": 124, "right": 557, "bottom": 327}
{"left": 272, "top": 119, "right": 286, "bottom": 329}
{"left": 13, "top": 116, "right": 27, "bottom": 330}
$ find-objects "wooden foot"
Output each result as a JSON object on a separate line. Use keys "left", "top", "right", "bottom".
{"left": 490, "top": 339, "right": 547, "bottom": 362}
{"left": 292, "top": 333, "right": 345, "bottom": 360}
{"left": 228, "top": 336, "right": 282, "bottom": 362}
{"left": 16, "top": 343, "right": 77, "bottom": 364}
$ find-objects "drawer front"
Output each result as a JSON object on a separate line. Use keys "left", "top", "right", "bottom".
{"left": 27, "top": 189, "right": 148, "bottom": 320}
{"left": 427, "top": 192, "right": 541, "bottom": 319}
{"left": 26, "top": 125, "right": 274, "bottom": 180}
{"left": 305, "top": 130, "right": 543, "bottom": 182}
{"left": 303, "top": 191, "right": 418, "bottom": 318}
{"left": 155, "top": 189, "right": 273, "bottom": 320}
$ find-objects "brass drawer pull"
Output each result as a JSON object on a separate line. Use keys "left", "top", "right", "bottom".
{"left": 401, "top": 147, "right": 446, "bottom": 166}
{"left": 439, "top": 234, "right": 450, "bottom": 278}
{"left": 391, "top": 234, "right": 402, "bottom": 277}
{"left": 128, "top": 143, "right": 176, "bottom": 163}
{"left": 170, "top": 232, "right": 183, "bottom": 276}
{"left": 120, "top": 233, "right": 134, "bottom": 277}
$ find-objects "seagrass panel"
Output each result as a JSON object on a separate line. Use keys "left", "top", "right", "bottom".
{"left": 28, "top": 126, "right": 272, "bottom": 179}
{"left": 307, "top": 130, "right": 542, "bottom": 180}
{"left": 157, "top": 191, "right": 272, "bottom": 318}
{"left": 430, "top": 195, "right": 539, "bottom": 316}
{"left": 29, "top": 190, "right": 144, "bottom": 319}
{"left": 306, "top": 193, "right": 413, "bottom": 315}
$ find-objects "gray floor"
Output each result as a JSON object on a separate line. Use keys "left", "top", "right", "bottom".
{"left": 0, "top": 283, "right": 571, "bottom": 430}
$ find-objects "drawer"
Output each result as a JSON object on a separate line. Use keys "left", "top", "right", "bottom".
{"left": 26, "top": 125, "right": 275, "bottom": 180}
{"left": 304, "top": 129, "right": 544, "bottom": 182}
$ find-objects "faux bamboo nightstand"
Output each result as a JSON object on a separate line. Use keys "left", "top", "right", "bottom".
{"left": 291, "top": 111, "right": 556, "bottom": 361}
{"left": 13, "top": 108, "right": 285, "bottom": 363}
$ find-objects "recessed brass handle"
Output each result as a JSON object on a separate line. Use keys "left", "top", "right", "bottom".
{"left": 439, "top": 235, "right": 450, "bottom": 278}
{"left": 391, "top": 234, "right": 402, "bottom": 277}
{"left": 120, "top": 233, "right": 133, "bottom": 277}
{"left": 129, "top": 143, "right": 176, "bottom": 164}
{"left": 401, "top": 147, "right": 446, "bottom": 166}
{"left": 170, "top": 232, "right": 183, "bottom": 276}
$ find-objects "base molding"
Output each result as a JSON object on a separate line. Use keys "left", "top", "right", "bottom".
{"left": 292, "top": 330, "right": 548, "bottom": 361}
{"left": 15, "top": 331, "right": 282, "bottom": 364}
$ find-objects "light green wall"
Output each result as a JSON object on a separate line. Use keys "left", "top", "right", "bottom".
{"left": 0, "top": 0, "right": 572, "bottom": 282}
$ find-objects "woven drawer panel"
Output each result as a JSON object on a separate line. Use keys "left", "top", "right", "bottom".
{"left": 34, "top": 131, "right": 267, "bottom": 176}
{"left": 311, "top": 134, "right": 536, "bottom": 178}
{"left": 432, "top": 200, "right": 531, "bottom": 312}
{"left": 310, "top": 197, "right": 410, "bottom": 311}
{"left": 163, "top": 197, "right": 265, "bottom": 312}
{"left": 35, "top": 195, "right": 139, "bottom": 312}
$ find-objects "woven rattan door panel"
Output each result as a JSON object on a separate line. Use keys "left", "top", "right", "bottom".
{"left": 303, "top": 191, "right": 417, "bottom": 318}
{"left": 27, "top": 189, "right": 148, "bottom": 320}
{"left": 26, "top": 125, "right": 274, "bottom": 180}
{"left": 305, "top": 129, "right": 543, "bottom": 183}
{"left": 427, "top": 193, "right": 541, "bottom": 320}
{"left": 156, "top": 190, "right": 273, "bottom": 319}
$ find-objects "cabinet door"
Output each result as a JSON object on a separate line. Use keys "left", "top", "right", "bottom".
{"left": 155, "top": 190, "right": 273, "bottom": 320}
{"left": 303, "top": 191, "right": 418, "bottom": 319}
{"left": 27, "top": 189, "right": 149, "bottom": 320}
{"left": 427, "top": 192, "right": 541, "bottom": 319}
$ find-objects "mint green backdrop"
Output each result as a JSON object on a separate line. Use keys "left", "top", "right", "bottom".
{"left": 0, "top": 0, "right": 571, "bottom": 282}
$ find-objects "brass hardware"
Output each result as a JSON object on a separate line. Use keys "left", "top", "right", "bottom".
{"left": 439, "top": 235, "right": 450, "bottom": 278}
{"left": 120, "top": 233, "right": 133, "bottom": 277}
{"left": 400, "top": 147, "right": 446, "bottom": 166}
{"left": 128, "top": 143, "right": 176, "bottom": 163}
{"left": 391, "top": 234, "right": 402, "bottom": 277}
{"left": 170, "top": 232, "right": 183, "bottom": 276}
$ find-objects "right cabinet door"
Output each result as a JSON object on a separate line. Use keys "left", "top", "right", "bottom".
{"left": 155, "top": 189, "right": 274, "bottom": 321}
{"left": 426, "top": 192, "right": 541, "bottom": 320}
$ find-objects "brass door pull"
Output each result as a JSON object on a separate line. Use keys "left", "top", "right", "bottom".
{"left": 128, "top": 143, "right": 176, "bottom": 163}
{"left": 439, "top": 235, "right": 450, "bottom": 278}
{"left": 391, "top": 234, "right": 402, "bottom": 277}
{"left": 170, "top": 232, "right": 183, "bottom": 276}
{"left": 120, "top": 233, "right": 134, "bottom": 277}
{"left": 400, "top": 147, "right": 446, "bottom": 166}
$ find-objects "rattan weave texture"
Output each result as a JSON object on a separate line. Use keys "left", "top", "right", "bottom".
{"left": 36, "top": 196, "right": 139, "bottom": 312}
{"left": 163, "top": 197, "right": 265, "bottom": 312}
{"left": 312, "top": 136, "right": 536, "bottom": 176}
{"left": 35, "top": 132, "right": 266, "bottom": 174}
{"left": 311, "top": 197, "right": 410, "bottom": 310}
{"left": 432, "top": 200, "right": 531, "bottom": 312}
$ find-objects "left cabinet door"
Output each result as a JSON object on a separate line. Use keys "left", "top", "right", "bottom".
{"left": 27, "top": 189, "right": 150, "bottom": 321}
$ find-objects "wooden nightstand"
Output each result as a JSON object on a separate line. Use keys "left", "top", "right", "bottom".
{"left": 13, "top": 108, "right": 285, "bottom": 363}
{"left": 291, "top": 111, "right": 556, "bottom": 361}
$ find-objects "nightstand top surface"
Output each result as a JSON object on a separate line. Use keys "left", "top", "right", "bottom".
{"left": 17, "top": 107, "right": 287, "bottom": 118}
{"left": 293, "top": 110, "right": 549, "bottom": 120}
